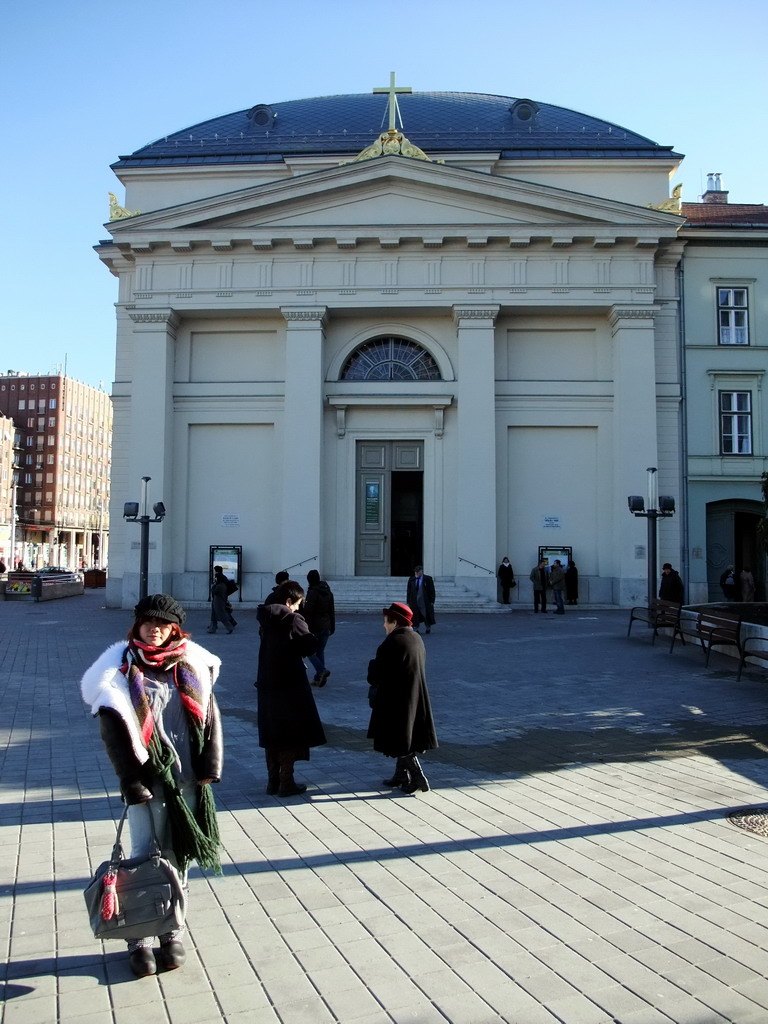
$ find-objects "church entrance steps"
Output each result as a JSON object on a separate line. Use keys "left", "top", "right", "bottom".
{"left": 327, "top": 576, "right": 509, "bottom": 614}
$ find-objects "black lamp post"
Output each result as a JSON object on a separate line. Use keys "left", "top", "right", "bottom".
{"left": 628, "top": 467, "right": 675, "bottom": 607}
{"left": 123, "top": 476, "right": 166, "bottom": 601}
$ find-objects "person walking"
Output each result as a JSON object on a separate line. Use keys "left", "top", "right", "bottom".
{"left": 497, "top": 557, "right": 515, "bottom": 604}
{"left": 659, "top": 562, "right": 684, "bottom": 603}
{"left": 530, "top": 559, "right": 548, "bottom": 613}
{"left": 367, "top": 602, "right": 438, "bottom": 794}
{"left": 719, "top": 566, "right": 738, "bottom": 601}
{"left": 304, "top": 569, "right": 335, "bottom": 687}
{"left": 80, "top": 594, "right": 223, "bottom": 978}
{"left": 255, "top": 580, "right": 326, "bottom": 797}
{"left": 740, "top": 566, "right": 756, "bottom": 603}
{"left": 565, "top": 560, "right": 579, "bottom": 605}
{"left": 406, "top": 565, "right": 436, "bottom": 634}
{"left": 549, "top": 559, "right": 566, "bottom": 614}
{"left": 208, "top": 565, "right": 236, "bottom": 634}
{"left": 263, "top": 570, "right": 289, "bottom": 607}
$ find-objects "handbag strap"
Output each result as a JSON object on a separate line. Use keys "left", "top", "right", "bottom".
{"left": 109, "top": 801, "right": 162, "bottom": 866}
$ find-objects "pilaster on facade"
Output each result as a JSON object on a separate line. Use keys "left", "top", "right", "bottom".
{"left": 453, "top": 305, "right": 499, "bottom": 584}
{"left": 122, "top": 309, "right": 179, "bottom": 588}
{"left": 280, "top": 307, "right": 328, "bottom": 567}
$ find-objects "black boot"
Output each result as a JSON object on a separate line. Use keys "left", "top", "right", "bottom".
{"left": 401, "top": 754, "right": 430, "bottom": 794}
{"left": 265, "top": 749, "right": 280, "bottom": 795}
{"left": 383, "top": 757, "right": 409, "bottom": 787}
{"left": 278, "top": 753, "right": 307, "bottom": 797}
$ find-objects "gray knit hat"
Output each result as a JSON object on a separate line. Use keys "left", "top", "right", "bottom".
{"left": 133, "top": 593, "right": 186, "bottom": 625}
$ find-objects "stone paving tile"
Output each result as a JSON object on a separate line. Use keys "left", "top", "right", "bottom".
{"left": 6, "top": 597, "right": 768, "bottom": 1023}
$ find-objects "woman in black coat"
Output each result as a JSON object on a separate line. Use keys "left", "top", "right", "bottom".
{"left": 255, "top": 580, "right": 326, "bottom": 797}
{"left": 367, "top": 602, "right": 438, "bottom": 794}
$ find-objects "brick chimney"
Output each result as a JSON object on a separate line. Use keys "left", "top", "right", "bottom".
{"left": 702, "top": 172, "right": 729, "bottom": 204}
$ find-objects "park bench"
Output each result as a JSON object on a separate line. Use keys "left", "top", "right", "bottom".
{"left": 627, "top": 599, "right": 683, "bottom": 646}
{"left": 737, "top": 635, "right": 768, "bottom": 681}
{"left": 671, "top": 609, "right": 743, "bottom": 665}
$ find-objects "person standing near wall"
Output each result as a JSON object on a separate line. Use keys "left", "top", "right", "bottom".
{"left": 565, "top": 560, "right": 579, "bottom": 605}
{"left": 530, "top": 559, "right": 548, "bottom": 613}
{"left": 549, "top": 559, "right": 566, "bottom": 615}
{"left": 659, "top": 563, "right": 684, "bottom": 603}
{"left": 497, "top": 557, "right": 515, "bottom": 604}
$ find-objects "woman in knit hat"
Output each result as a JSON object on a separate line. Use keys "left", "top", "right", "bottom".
{"left": 81, "top": 594, "right": 223, "bottom": 978}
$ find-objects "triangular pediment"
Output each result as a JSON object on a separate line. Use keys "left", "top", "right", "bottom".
{"left": 106, "top": 156, "right": 682, "bottom": 247}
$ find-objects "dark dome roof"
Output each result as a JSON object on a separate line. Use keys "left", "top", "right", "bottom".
{"left": 114, "top": 91, "right": 679, "bottom": 169}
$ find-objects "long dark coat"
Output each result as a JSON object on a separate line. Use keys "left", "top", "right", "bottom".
{"left": 406, "top": 573, "right": 436, "bottom": 627}
{"left": 255, "top": 603, "right": 326, "bottom": 753}
{"left": 367, "top": 626, "right": 438, "bottom": 757}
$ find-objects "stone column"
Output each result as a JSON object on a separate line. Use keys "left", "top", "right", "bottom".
{"left": 124, "top": 309, "right": 179, "bottom": 598}
{"left": 280, "top": 308, "right": 327, "bottom": 572}
{"left": 610, "top": 306, "right": 660, "bottom": 603}
{"left": 453, "top": 305, "right": 499, "bottom": 597}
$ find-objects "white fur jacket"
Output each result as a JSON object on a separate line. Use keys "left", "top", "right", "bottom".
{"left": 80, "top": 640, "right": 223, "bottom": 802}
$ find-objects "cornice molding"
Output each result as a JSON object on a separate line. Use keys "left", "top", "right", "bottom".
{"left": 281, "top": 307, "right": 328, "bottom": 327}
{"left": 453, "top": 305, "right": 500, "bottom": 325}
{"left": 609, "top": 306, "right": 658, "bottom": 329}
{"left": 128, "top": 309, "right": 180, "bottom": 335}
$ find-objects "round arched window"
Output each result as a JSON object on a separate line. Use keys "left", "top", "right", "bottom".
{"left": 341, "top": 337, "right": 441, "bottom": 381}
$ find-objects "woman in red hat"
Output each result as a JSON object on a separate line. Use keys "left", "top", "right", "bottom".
{"left": 367, "top": 602, "right": 438, "bottom": 793}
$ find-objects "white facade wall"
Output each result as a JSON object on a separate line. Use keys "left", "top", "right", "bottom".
{"left": 101, "top": 150, "right": 684, "bottom": 608}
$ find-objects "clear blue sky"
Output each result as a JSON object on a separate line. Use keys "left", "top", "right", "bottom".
{"left": 2, "top": 0, "right": 764, "bottom": 389}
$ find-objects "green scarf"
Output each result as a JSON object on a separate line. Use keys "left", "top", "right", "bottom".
{"left": 147, "top": 728, "right": 222, "bottom": 875}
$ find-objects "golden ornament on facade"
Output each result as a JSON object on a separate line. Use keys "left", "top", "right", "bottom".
{"left": 108, "top": 192, "right": 141, "bottom": 220}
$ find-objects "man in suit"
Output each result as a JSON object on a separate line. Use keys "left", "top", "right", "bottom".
{"left": 406, "top": 565, "right": 436, "bottom": 634}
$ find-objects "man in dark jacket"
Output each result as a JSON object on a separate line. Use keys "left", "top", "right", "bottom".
{"left": 208, "top": 565, "right": 236, "bottom": 633}
{"left": 406, "top": 565, "right": 436, "bottom": 633}
{"left": 255, "top": 580, "right": 325, "bottom": 797}
{"left": 659, "top": 563, "right": 684, "bottom": 603}
{"left": 304, "top": 569, "right": 335, "bottom": 686}
{"left": 367, "top": 601, "right": 438, "bottom": 794}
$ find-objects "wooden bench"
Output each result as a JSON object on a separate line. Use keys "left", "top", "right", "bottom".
{"left": 671, "top": 609, "right": 743, "bottom": 665}
{"left": 737, "top": 635, "right": 768, "bottom": 681}
{"left": 627, "top": 600, "right": 683, "bottom": 646}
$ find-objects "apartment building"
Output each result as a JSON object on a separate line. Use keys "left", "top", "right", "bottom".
{"left": 0, "top": 372, "right": 112, "bottom": 570}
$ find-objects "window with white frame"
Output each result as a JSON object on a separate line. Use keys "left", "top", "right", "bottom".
{"left": 718, "top": 288, "right": 749, "bottom": 345}
{"left": 720, "top": 390, "right": 752, "bottom": 454}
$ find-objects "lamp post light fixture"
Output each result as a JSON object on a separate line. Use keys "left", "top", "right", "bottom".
{"left": 628, "top": 467, "right": 675, "bottom": 607}
{"left": 123, "top": 476, "right": 166, "bottom": 601}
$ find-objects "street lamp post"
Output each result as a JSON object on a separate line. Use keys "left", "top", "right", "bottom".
{"left": 628, "top": 467, "right": 676, "bottom": 607}
{"left": 123, "top": 476, "right": 166, "bottom": 601}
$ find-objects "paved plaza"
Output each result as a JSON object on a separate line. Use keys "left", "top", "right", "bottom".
{"left": 3, "top": 590, "right": 768, "bottom": 1023}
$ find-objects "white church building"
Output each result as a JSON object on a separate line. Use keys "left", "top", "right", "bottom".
{"left": 98, "top": 79, "right": 687, "bottom": 609}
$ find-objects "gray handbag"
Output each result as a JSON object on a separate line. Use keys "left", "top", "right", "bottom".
{"left": 84, "top": 804, "right": 187, "bottom": 941}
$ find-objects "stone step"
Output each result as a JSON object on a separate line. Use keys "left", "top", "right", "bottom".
{"left": 326, "top": 576, "right": 509, "bottom": 614}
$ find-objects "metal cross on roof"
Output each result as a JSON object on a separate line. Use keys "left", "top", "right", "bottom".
{"left": 373, "top": 72, "right": 412, "bottom": 132}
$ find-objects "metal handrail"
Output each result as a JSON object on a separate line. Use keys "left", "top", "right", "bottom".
{"left": 283, "top": 555, "right": 319, "bottom": 573}
{"left": 458, "top": 556, "right": 495, "bottom": 576}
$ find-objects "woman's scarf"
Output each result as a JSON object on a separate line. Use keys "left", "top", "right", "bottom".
{"left": 119, "top": 637, "right": 221, "bottom": 873}
{"left": 120, "top": 638, "right": 206, "bottom": 746}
